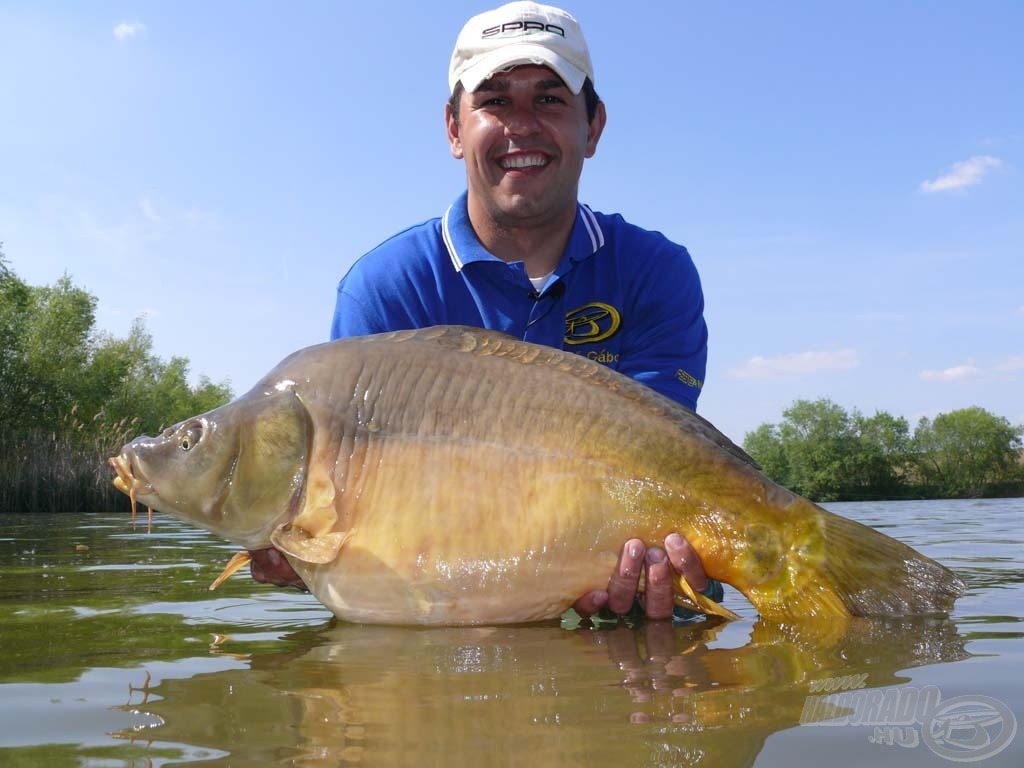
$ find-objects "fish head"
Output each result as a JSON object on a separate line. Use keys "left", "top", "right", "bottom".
{"left": 109, "top": 387, "right": 312, "bottom": 549}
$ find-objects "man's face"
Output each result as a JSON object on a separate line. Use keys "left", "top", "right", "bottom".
{"left": 446, "top": 65, "right": 606, "bottom": 229}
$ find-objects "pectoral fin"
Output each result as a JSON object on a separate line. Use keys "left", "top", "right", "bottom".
{"left": 271, "top": 522, "right": 353, "bottom": 565}
{"left": 677, "top": 576, "right": 742, "bottom": 621}
{"left": 208, "top": 550, "right": 253, "bottom": 591}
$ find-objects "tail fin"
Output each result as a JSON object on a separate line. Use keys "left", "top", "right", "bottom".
{"left": 742, "top": 504, "right": 965, "bottom": 621}
{"left": 817, "top": 511, "right": 965, "bottom": 617}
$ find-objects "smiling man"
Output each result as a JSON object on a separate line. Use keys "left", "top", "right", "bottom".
{"left": 311, "top": 2, "right": 719, "bottom": 621}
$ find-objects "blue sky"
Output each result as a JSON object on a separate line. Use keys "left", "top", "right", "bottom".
{"left": 1, "top": 1, "right": 1021, "bottom": 442}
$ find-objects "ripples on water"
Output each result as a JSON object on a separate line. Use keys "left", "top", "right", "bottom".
{"left": 0, "top": 500, "right": 1021, "bottom": 767}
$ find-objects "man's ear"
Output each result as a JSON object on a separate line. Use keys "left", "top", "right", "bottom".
{"left": 584, "top": 100, "right": 607, "bottom": 159}
{"left": 445, "top": 103, "right": 464, "bottom": 160}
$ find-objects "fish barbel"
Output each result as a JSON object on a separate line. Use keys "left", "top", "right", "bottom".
{"left": 108, "top": 326, "right": 964, "bottom": 625}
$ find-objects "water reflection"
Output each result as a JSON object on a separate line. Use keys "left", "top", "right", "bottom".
{"left": 116, "top": 616, "right": 969, "bottom": 767}
{"left": 4, "top": 503, "right": 1021, "bottom": 767}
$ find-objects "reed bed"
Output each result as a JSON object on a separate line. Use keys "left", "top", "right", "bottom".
{"left": 0, "top": 410, "right": 137, "bottom": 514}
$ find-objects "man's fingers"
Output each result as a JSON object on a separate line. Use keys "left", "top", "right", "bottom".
{"left": 576, "top": 534, "right": 709, "bottom": 622}
{"left": 643, "top": 547, "right": 674, "bottom": 620}
{"left": 607, "top": 538, "right": 645, "bottom": 614}
{"left": 643, "top": 619, "right": 677, "bottom": 660}
{"left": 665, "top": 533, "right": 707, "bottom": 593}
{"left": 572, "top": 590, "right": 609, "bottom": 617}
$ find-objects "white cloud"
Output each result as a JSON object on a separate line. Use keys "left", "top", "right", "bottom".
{"left": 919, "top": 356, "right": 1024, "bottom": 381}
{"left": 726, "top": 348, "right": 859, "bottom": 380}
{"left": 920, "top": 155, "right": 1001, "bottom": 193}
{"left": 113, "top": 21, "right": 146, "bottom": 41}
{"left": 919, "top": 363, "right": 982, "bottom": 382}
{"left": 994, "top": 356, "right": 1024, "bottom": 372}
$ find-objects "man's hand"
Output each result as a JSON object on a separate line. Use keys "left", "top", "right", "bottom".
{"left": 573, "top": 534, "right": 708, "bottom": 621}
{"left": 249, "top": 547, "right": 308, "bottom": 592}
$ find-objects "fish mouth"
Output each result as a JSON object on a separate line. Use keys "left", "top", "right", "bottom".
{"left": 108, "top": 452, "right": 156, "bottom": 530}
{"left": 107, "top": 451, "right": 263, "bottom": 591}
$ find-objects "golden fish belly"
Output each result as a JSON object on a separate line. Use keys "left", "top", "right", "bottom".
{"left": 292, "top": 431, "right": 694, "bottom": 625}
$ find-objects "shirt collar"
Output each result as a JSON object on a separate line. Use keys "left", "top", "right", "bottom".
{"left": 441, "top": 191, "right": 605, "bottom": 273}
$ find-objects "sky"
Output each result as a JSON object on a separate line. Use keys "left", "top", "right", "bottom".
{"left": 1, "top": 1, "right": 1021, "bottom": 442}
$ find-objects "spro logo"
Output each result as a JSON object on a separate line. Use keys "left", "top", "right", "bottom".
{"left": 482, "top": 21, "right": 566, "bottom": 39}
{"left": 676, "top": 369, "right": 703, "bottom": 390}
{"left": 564, "top": 302, "right": 621, "bottom": 346}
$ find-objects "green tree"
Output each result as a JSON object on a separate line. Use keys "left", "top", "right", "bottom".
{"left": 744, "top": 400, "right": 918, "bottom": 501}
{"left": 850, "top": 411, "right": 912, "bottom": 497}
{"left": 746, "top": 399, "right": 1024, "bottom": 501}
{"left": 16, "top": 275, "right": 97, "bottom": 429}
{"left": 0, "top": 255, "right": 233, "bottom": 513}
{"left": 775, "top": 398, "right": 858, "bottom": 501}
{"left": 92, "top": 319, "right": 233, "bottom": 437}
{"left": 0, "top": 245, "right": 33, "bottom": 425}
{"left": 912, "top": 408, "right": 1024, "bottom": 497}
{"left": 742, "top": 422, "right": 790, "bottom": 488}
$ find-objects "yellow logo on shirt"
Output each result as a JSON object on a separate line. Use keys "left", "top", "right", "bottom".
{"left": 676, "top": 369, "right": 703, "bottom": 389}
{"left": 564, "top": 302, "right": 621, "bottom": 345}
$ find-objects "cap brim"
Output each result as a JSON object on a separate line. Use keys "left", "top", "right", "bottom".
{"left": 452, "top": 43, "right": 587, "bottom": 95}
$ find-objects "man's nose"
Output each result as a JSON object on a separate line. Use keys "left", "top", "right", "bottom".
{"left": 504, "top": 103, "right": 542, "bottom": 137}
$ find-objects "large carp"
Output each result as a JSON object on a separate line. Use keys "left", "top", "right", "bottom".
{"left": 109, "top": 326, "right": 964, "bottom": 625}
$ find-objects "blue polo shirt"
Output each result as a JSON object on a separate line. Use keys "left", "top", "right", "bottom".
{"left": 332, "top": 192, "right": 708, "bottom": 410}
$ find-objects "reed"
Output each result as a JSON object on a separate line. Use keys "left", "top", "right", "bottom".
{"left": 0, "top": 408, "right": 138, "bottom": 514}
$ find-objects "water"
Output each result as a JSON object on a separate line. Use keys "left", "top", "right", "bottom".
{"left": 0, "top": 499, "right": 1021, "bottom": 767}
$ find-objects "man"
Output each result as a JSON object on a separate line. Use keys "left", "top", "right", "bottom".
{"left": 254, "top": 1, "right": 721, "bottom": 621}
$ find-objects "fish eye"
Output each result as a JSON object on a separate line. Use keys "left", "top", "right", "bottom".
{"left": 179, "top": 424, "right": 203, "bottom": 452}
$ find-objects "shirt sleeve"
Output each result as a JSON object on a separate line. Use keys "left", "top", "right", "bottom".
{"left": 330, "top": 249, "right": 431, "bottom": 341}
{"left": 617, "top": 244, "right": 708, "bottom": 411}
{"left": 331, "top": 286, "right": 393, "bottom": 340}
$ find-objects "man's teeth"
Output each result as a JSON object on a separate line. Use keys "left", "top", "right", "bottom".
{"left": 501, "top": 154, "right": 548, "bottom": 169}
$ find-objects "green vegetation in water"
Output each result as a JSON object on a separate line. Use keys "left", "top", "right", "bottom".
{"left": 743, "top": 398, "right": 1024, "bottom": 501}
{"left": 0, "top": 244, "right": 232, "bottom": 514}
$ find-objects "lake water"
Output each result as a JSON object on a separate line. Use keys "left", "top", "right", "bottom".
{"left": 0, "top": 499, "right": 1021, "bottom": 767}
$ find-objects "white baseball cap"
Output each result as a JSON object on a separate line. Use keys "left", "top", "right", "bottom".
{"left": 448, "top": 2, "right": 594, "bottom": 95}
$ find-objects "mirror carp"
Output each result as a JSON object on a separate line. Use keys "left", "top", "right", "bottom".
{"left": 109, "top": 326, "right": 964, "bottom": 625}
